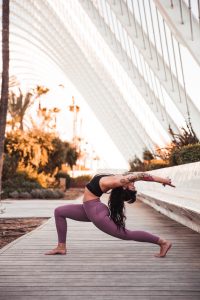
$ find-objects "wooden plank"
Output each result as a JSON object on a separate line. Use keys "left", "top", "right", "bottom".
{"left": 0, "top": 296, "right": 200, "bottom": 300}
{"left": 0, "top": 286, "right": 200, "bottom": 296}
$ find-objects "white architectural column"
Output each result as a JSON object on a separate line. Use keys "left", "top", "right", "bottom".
{"left": 46, "top": 0, "right": 161, "bottom": 151}
{"left": 2, "top": 0, "right": 199, "bottom": 164}
{"left": 8, "top": 0, "right": 156, "bottom": 161}
{"left": 154, "top": 0, "right": 200, "bottom": 66}
{"left": 106, "top": 0, "right": 200, "bottom": 139}
{"left": 79, "top": 0, "right": 179, "bottom": 134}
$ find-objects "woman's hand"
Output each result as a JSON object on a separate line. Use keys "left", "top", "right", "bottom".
{"left": 162, "top": 177, "right": 175, "bottom": 188}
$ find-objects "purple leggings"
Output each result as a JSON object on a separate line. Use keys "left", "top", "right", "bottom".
{"left": 54, "top": 198, "right": 160, "bottom": 244}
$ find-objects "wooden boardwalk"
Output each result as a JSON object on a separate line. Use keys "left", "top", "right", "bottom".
{"left": 0, "top": 199, "right": 200, "bottom": 300}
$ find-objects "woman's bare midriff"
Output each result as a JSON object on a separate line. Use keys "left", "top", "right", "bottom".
{"left": 83, "top": 176, "right": 112, "bottom": 202}
{"left": 83, "top": 187, "right": 100, "bottom": 202}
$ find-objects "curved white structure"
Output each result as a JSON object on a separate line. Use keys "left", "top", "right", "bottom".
{"left": 136, "top": 162, "right": 200, "bottom": 233}
{"left": 0, "top": 0, "right": 200, "bottom": 164}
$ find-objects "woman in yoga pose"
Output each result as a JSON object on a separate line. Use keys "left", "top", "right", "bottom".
{"left": 45, "top": 172, "right": 175, "bottom": 257}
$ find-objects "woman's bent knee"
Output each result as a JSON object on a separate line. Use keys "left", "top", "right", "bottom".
{"left": 54, "top": 206, "right": 63, "bottom": 217}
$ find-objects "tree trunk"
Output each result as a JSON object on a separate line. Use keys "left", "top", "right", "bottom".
{"left": 19, "top": 113, "right": 23, "bottom": 131}
{"left": 0, "top": 0, "right": 10, "bottom": 198}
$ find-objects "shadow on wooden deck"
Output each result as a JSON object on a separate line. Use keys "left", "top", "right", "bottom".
{"left": 0, "top": 200, "right": 200, "bottom": 300}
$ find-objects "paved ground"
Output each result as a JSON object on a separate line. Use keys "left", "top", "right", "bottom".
{"left": 0, "top": 198, "right": 82, "bottom": 218}
{"left": 0, "top": 198, "right": 200, "bottom": 299}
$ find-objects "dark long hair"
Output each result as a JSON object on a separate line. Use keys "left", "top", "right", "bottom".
{"left": 108, "top": 187, "right": 137, "bottom": 231}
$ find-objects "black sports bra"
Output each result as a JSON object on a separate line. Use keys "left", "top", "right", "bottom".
{"left": 86, "top": 174, "right": 113, "bottom": 197}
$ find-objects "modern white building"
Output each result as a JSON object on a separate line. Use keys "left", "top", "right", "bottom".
{"left": 1, "top": 0, "right": 200, "bottom": 166}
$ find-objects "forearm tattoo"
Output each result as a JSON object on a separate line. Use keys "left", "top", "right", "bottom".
{"left": 120, "top": 175, "right": 135, "bottom": 185}
{"left": 120, "top": 172, "right": 155, "bottom": 184}
{"left": 135, "top": 173, "right": 154, "bottom": 181}
{"left": 120, "top": 178, "right": 128, "bottom": 184}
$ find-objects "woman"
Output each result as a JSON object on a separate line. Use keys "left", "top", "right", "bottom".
{"left": 45, "top": 172, "right": 175, "bottom": 257}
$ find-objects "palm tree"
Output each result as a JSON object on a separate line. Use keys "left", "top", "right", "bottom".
{"left": 0, "top": 0, "right": 10, "bottom": 198}
{"left": 7, "top": 85, "right": 49, "bottom": 131}
{"left": 8, "top": 88, "right": 33, "bottom": 130}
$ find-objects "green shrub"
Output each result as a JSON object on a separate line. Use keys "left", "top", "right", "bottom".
{"left": 2, "top": 170, "right": 65, "bottom": 199}
{"left": 129, "top": 156, "right": 146, "bottom": 172}
{"left": 168, "top": 122, "right": 199, "bottom": 148}
{"left": 30, "top": 188, "right": 64, "bottom": 199}
{"left": 9, "top": 191, "right": 19, "bottom": 199}
{"left": 8, "top": 188, "right": 64, "bottom": 199}
{"left": 70, "top": 175, "right": 92, "bottom": 188}
{"left": 129, "top": 155, "right": 168, "bottom": 172}
{"left": 169, "top": 143, "right": 200, "bottom": 165}
{"left": 2, "top": 172, "right": 42, "bottom": 198}
{"left": 18, "top": 192, "right": 32, "bottom": 199}
{"left": 146, "top": 163, "right": 168, "bottom": 170}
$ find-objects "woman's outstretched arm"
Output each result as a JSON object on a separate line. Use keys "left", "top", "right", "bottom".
{"left": 120, "top": 172, "right": 175, "bottom": 187}
{"left": 100, "top": 173, "right": 175, "bottom": 190}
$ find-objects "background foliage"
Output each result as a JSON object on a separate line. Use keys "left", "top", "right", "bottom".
{"left": 2, "top": 129, "right": 78, "bottom": 198}
{"left": 129, "top": 123, "right": 200, "bottom": 172}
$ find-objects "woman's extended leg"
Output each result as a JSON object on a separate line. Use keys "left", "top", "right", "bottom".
{"left": 83, "top": 199, "right": 172, "bottom": 257}
{"left": 45, "top": 204, "right": 90, "bottom": 255}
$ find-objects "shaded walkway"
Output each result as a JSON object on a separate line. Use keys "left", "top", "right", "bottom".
{"left": 0, "top": 199, "right": 200, "bottom": 299}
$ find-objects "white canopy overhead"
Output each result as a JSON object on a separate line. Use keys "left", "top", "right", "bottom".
{"left": 1, "top": 0, "right": 200, "bottom": 163}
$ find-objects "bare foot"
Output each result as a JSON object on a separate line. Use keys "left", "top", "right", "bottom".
{"left": 44, "top": 247, "right": 67, "bottom": 255}
{"left": 154, "top": 240, "right": 172, "bottom": 258}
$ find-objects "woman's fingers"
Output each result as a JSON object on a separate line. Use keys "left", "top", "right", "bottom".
{"left": 169, "top": 183, "right": 176, "bottom": 188}
{"left": 168, "top": 179, "right": 175, "bottom": 187}
{"left": 162, "top": 179, "right": 175, "bottom": 188}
